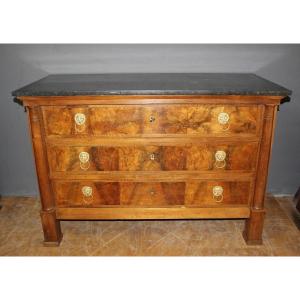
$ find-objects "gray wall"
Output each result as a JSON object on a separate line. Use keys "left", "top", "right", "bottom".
{"left": 0, "top": 44, "right": 299, "bottom": 196}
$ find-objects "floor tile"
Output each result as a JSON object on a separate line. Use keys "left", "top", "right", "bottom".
{"left": 1, "top": 196, "right": 299, "bottom": 256}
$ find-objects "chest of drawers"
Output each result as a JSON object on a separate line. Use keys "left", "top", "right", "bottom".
{"left": 13, "top": 73, "right": 291, "bottom": 246}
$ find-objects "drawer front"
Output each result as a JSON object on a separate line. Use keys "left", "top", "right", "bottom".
{"left": 48, "top": 143, "right": 258, "bottom": 172}
{"left": 53, "top": 181, "right": 184, "bottom": 207}
{"left": 54, "top": 181, "right": 120, "bottom": 207}
{"left": 42, "top": 105, "right": 262, "bottom": 137}
{"left": 53, "top": 180, "right": 251, "bottom": 207}
{"left": 185, "top": 181, "right": 251, "bottom": 205}
{"left": 120, "top": 182, "right": 185, "bottom": 206}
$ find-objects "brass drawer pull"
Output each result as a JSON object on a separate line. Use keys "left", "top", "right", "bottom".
{"left": 218, "top": 112, "right": 230, "bottom": 131}
{"left": 82, "top": 186, "right": 93, "bottom": 197}
{"left": 82, "top": 186, "right": 93, "bottom": 204}
{"left": 214, "top": 150, "right": 226, "bottom": 169}
{"left": 79, "top": 151, "right": 90, "bottom": 170}
{"left": 149, "top": 115, "right": 156, "bottom": 123}
{"left": 74, "top": 113, "right": 86, "bottom": 132}
{"left": 212, "top": 185, "right": 223, "bottom": 202}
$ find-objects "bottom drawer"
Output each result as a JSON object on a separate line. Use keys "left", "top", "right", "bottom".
{"left": 185, "top": 181, "right": 250, "bottom": 205}
{"left": 53, "top": 180, "right": 251, "bottom": 207}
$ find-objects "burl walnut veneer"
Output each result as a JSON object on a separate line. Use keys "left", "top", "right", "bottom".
{"left": 13, "top": 73, "right": 291, "bottom": 246}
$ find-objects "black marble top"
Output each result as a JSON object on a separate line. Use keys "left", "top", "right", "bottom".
{"left": 12, "top": 73, "right": 291, "bottom": 97}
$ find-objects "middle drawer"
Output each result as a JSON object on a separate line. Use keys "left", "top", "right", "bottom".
{"left": 48, "top": 142, "right": 258, "bottom": 172}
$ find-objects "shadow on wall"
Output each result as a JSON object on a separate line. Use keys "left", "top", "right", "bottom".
{"left": 255, "top": 49, "right": 300, "bottom": 195}
{"left": 7, "top": 44, "right": 288, "bottom": 74}
{"left": 0, "top": 47, "right": 48, "bottom": 196}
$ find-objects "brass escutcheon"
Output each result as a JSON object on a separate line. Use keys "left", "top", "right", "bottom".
{"left": 212, "top": 185, "right": 224, "bottom": 202}
{"left": 214, "top": 150, "right": 226, "bottom": 168}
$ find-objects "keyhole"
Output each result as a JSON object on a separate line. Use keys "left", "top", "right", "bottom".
{"left": 149, "top": 115, "right": 155, "bottom": 123}
{"left": 149, "top": 153, "right": 155, "bottom": 161}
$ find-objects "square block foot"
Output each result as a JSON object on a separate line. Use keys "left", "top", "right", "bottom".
{"left": 43, "top": 234, "right": 63, "bottom": 247}
{"left": 242, "top": 231, "right": 263, "bottom": 246}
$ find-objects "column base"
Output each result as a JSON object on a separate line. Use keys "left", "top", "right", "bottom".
{"left": 242, "top": 231, "right": 263, "bottom": 245}
{"left": 43, "top": 236, "right": 63, "bottom": 247}
{"left": 40, "top": 209, "right": 63, "bottom": 247}
{"left": 243, "top": 208, "right": 265, "bottom": 245}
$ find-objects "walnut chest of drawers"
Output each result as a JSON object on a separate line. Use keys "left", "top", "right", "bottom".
{"left": 13, "top": 73, "right": 291, "bottom": 246}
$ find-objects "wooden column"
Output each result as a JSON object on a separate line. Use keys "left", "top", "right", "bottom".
{"left": 243, "top": 104, "right": 277, "bottom": 245}
{"left": 295, "top": 187, "right": 300, "bottom": 213}
{"left": 28, "top": 107, "right": 62, "bottom": 246}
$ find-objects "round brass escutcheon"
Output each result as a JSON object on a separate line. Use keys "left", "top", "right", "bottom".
{"left": 82, "top": 186, "right": 93, "bottom": 197}
{"left": 74, "top": 113, "right": 86, "bottom": 126}
{"left": 217, "top": 112, "right": 230, "bottom": 125}
{"left": 79, "top": 151, "right": 90, "bottom": 164}
{"left": 213, "top": 185, "right": 223, "bottom": 197}
{"left": 215, "top": 150, "right": 226, "bottom": 162}
{"left": 79, "top": 151, "right": 90, "bottom": 170}
{"left": 214, "top": 150, "right": 226, "bottom": 169}
{"left": 212, "top": 185, "right": 224, "bottom": 202}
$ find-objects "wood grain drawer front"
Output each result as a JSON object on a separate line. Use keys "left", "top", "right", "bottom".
{"left": 54, "top": 181, "right": 120, "bottom": 207}
{"left": 53, "top": 180, "right": 251, "bottom": 208}
{"left": 42, "top": 105, "right": 262, "bottom": 137}
{"left": 48, "top": 143, "right": 258, "bottom": 172}
{"left": 185, "top": 181, "right": 251, "bottom": 205}
{"left": 120, "top": 182, "right": 185, "bottom": 206}
{"left": 53, "top": 181, "right": 184, "bottom": 207}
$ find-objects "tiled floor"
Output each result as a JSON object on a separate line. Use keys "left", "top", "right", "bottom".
{"left": 0, "top": 195, "right": 299, "bottom": 256}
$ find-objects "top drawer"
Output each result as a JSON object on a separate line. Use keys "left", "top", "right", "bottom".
{"left": 42, "top": 104, "right": 263, "bottom": 137}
